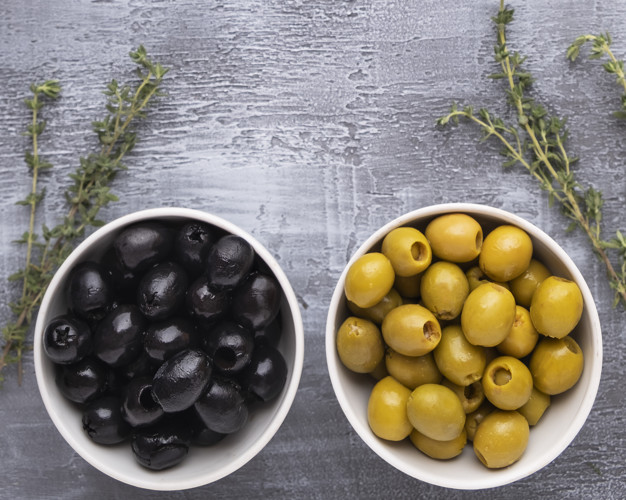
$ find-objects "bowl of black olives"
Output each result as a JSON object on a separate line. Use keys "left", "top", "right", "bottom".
{"left": 326, "top": 203, "right": 602, "bottom": 489}
{"left": 34, "top": 207, "right": 304, "bottom": 490}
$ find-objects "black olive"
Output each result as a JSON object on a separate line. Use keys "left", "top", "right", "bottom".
{"left": 151, "top": 349, "right": 212, "bottom": 413}
{"left": 68, "top": 261, "right": 113, "bottom": 322}
{"left": 131, "top": 420, "right": 192, "bottom": 471}
{"left": 43, "top": 314, "right": 92, "bottom": 364}
{"left": 82, "top": 395, "right": 131, "bottom": 445}
{"left": 231, "top": 271, "right": 281, "bottom": 330}
{"left": 93, "top": 304, "right": 146, "bottom": 368}
{"left": 137, "top": 261, "right": 189, "bottom": 320}
{"left": 101, "top": 247, "right": 139, "bottom": 303}
{"left": 174, "top": 221, "right": 215, "bottom": 274}
{"left": 202, "top": 321, "right": 254, "bottom": 375}
{"left": 239, "top": 343, "right": 288, "bottom": 402}
{"left": 113, "top": 221, "right": 173, "bottom": 273}
{"left": 192, "top": 421, "right": 226, "bottom": 447}
{"left": 194, "top": 378, "right": 249, "bottom": 434}
{"left": 254, "top": 314, "right": 283, "bottom": 347}
{"left": 56, "top": 357, "right": 108, "bottom": 404}
{"left": 207, "top": 235, "right": 255, "bottom": 289}
{"left": 121, "top": 377, "right": 165, "bottom": 428}
{"left": 144, "top": 317, "right": 198, "bottom": 363}
{"left": 186, "top": 276, "right": 230, "bottom": 324}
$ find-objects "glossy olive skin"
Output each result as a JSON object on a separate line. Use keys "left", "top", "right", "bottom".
{"left": 530, "top": 276, "right": 583, "bottom": 339}
{"left": 367, "top": 376, "right": 413, "bottom": 441}
{"left": 121, "top": 376, "right": 165, "bottom": 428}
{"left": 410, "top": 428, "right": 467, "bottom": 460}
{"left": 385, "top": 350, "right": 441, "bottom": 389}
{"left": 231, "top": 272, "right": 281, "bottom": 330}
{"left": 68, "top": 261, "right": 113, "bottom": 322}
{"left": 496, "top": 305, "right": 538, "bottom": 358}
{"left": 137, "top": 261, "right": 189, "bottom": 321}
{"left": 144, "top": 317, "right": 198, "bottom": 363}
{"left": 151, "top": 349, "right": 213, "bottom": 413}
{"left": 239, "top": 343, "right": 288, "bottom": 402}
{"left": 336, "top": 316, "right": 385, "bottom": 373}
{"left": 347, "top": 288, "right": 402, "bottom": 325}
{"left": 194, "top": 378, "right": 249, "bottom": 434}
{"left": 461, "top": 283, "right": 516, "bottom": 347}
{"left": 465, "top": 401, "right": 494, "bottom": 441}
{"left": 44, "top": 314, "right": 92, "bottom": 365}
{"left": 509, "top": 259, "right": 551, "bottom": 308}
{"left": 442, "top": 379, "right": 485, "bottom": 414}
{"left": 131, "top": 421, "right": 192, "bottom": 470}
{"left": 425, "top": 213, "right": 483, "bottom": 263}
{"left": 93, "top": 304, "right": 146, "bottom": 368}
{"left": 186, "top": 276, "right": 230, "bottom": 325}
{"left": 393, "top": 273, "right": 422, "bottom": 299}
{"left": 479, "top": 225, "right": 533, "bottom": 282}
{"left": 518, "top": 387, "right": 551, "bottom": 426}
{"left": 202, "top": 320, "right": 255, "bottom": 375}
{"left": 174, "top": 221, "right": 215, "bottom": 274}
{"left": 56, "top": 357, "right": 108, "bottom": 404}
{"left": 207, "top": 235, "right": 255, "bottom": 289}
{"left": 344, "top": 252, "right": 395, "bottom": 308}
{"left": 529, "top": 336, "right": 584, "bottom": 395}
{"left": 82, "top": 395, "right": 131, "bottom": 445}
{"left": 482, "top": 356, "right": 533, "bottom": 410}
{"left": 434, "top": 325, "right": 487, "bottom": 386}
{"left": 381, "top": 227, "right": 432, "bottom": 277}
{"left": 113, "top": 221, "right": 173, "bottom": 273}
{"left": 420, "top": 262, "right": 469, "bottom": 320}
{"left": 382, "top": 304, "right": 442, "bottom": 357}
{"left": 473, "top": 410, "right": 529, "bottom": 468}
{"left": 253, "top": 315, "right": 282, "bottom": 347}
{"left": 407, "top": 383, "right": 466, "bottom": 441}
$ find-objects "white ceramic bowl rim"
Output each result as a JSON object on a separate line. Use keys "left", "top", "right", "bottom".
{"left": 34, "top": 207, "right": 304, "bottom": 491}
{"left": 325, "top": 202, "right": 602, "bottom": 490}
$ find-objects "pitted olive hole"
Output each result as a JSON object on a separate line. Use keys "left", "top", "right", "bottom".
{"left": 475, "top": 229, "right": 483, "bottom": 252}
{"left": 411, "top": 241, "right": 428, "bottom": 262}
{"left": 492, "top": 367, "right": 512, "bottom": 386}
{"left": 564, "top": 337, "right": 580, "bottom": 354}
{"left": 55, "top": 326, "right": 71, "bottom": 342}
{"left": 189, "top": 229, "right": 204, "bottom": 242}
{"left": 139, "top": 386, "right": 160, "bottom": 411}
{"left": 215, "top": 347, "right": 237, "bottom": 370}
{"left": 464, "top": 384, "right": 477, "bottom": 400}
{"left": 423, "top": 321, "right": 439, "bottom": 341}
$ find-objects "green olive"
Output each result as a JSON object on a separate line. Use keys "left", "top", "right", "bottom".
{"left": 466, "top": 266, "right": 510, "bottom": 292}
{"left": 518, "top": 387, "right": 551, "bottom": 426}
{"left": 336, "top": 316, "right": 385, "bottom": 373}
{"left": 369, "top": 357, "right": 389, "bottom": 381}
{"left": 344, "top": 252, "right": 395, "bottom": 308}
{"left": 385, "top": 349, "right": 442, "bottom": 389}
{"left": 347, "top": 288, "right": 403, "bottom": 325}
{"left": 420, "top": 262, "right": 470, "bottom": 320}
{"left": 479, "top": 225, "right": 533, "bottom": 282}
{"left": 410, "top": 428, "right": 467, "bottom": 460}
{"left": 473, "top": 410, "right": 529, "bottom": 468}
{"left": 433, "top": 325, "right": 487, "bottom": 386}
{"left": 482, "top": 356, "right": 533, "bottom": 410}
{"left": 496, "top": 305, "right": 538, "bottom": 358}
{"left": 382, "top": 304, "right": 442, "bottom": 356}
{"left": 381, "top": 227, "right": 432, "bottom": 277}
{"left": 367, "top": 376, "right": 413, "bottom": 441}
{"left": 461, "top": 283, "right": 516, "bottom": 347}
{"left": 529, "top": 336, "right": 584, "bottom": 395}
{"left": 465, "top": 401, "right": 494, "bottom": 442}
{"left": 394, "top": 273, "right": 422, "bottom": 299}
{"left": 509, "top": 259, "right": 551, "bottom": 307}
{"left": 530, "top": 276, "right": 583, "bottom": 339}
{"left": 406, "top": 383, "right": 466, "bottom": 441}
{"left": 441, "top": 378, "right": 485, "bottom": 414}
{"left": 425, "top": 213, "right": 483, "bottom": 263}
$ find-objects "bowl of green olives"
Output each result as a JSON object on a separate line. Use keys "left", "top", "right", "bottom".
{"left": 34, "top": 207, "right": 304, "bottom": 491}
{"left": 326, "top": 203, "right": 602, "bottom": 489}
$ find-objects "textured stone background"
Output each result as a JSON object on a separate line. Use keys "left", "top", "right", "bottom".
{"left": 0, "top": 0, "right": 625, "bottom": 498}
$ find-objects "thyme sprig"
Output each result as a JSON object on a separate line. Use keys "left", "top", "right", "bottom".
{"left": 567, "top": 33, "right": 626, "bottom": 119}
{"left": 0, "top": 46, "right": 169, "bottom": 384}
{"left": 437, "top": 1, "right": 626, "bottom": 308}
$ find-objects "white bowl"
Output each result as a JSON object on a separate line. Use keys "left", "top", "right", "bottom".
{"left": 325, "top": 203, "right": 602, "bottom": 490}
{"left": 34, "top": 207, "right": 304, "bottom": 491}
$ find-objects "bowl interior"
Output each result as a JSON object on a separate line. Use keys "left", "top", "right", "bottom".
{"left": 34, "top": 208, "right": 304, "bottom": 491}
{"left": 326, "top": 203, "right": 602, "bottom": 490}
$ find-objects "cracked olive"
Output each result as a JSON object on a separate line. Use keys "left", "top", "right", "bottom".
{"left": 344, "top": 253, "right": 395, "bottom": 309}
{"left": 420, "top": 261, "right": 469, "bottom": 320}
{"left": 530, "top": 276, "right": 583, "bottom": 339}
{"left": 410, "top": 428, "right": 467, "bottom": 460}
{"left": 461, "top": 283, "right": 516, "bottom": 347}
{"left": 425, "top": 213, "right": 483, "bottom": 263}
{"left": 496, "top": 305, "right": 538, "bottom": 358}
{"left": 131, "top": 420, "right": 192, "bottom": 470}
{"left": 473, "top": 410, "right": 529, "bottom": 469}
{"left": 509, "top": 259, "right": 551, "bottom": 307}
{"left": 529, "top": 336, "right": 583, "bottom": 395}
{"left": 442, "top": 379, "right": 485, "bottom": 414}
{"left": 434, "top": 325, "right": 486, "bottom": 386}
{"left": 367, "top": 376, "right": 412, "bottom": 441}
{"left": 518, "top": 387, "right": 551, "bottom": 426}
{"left": 479, "top": 225, "right": 533, "bottom": 282}
{"left": 336, "top": 316, "right": 385, "bottom": 374}
{"left": 382, "top": 304, "right": 441, "bottom": 357}
{"left": 407, "top": 383, "right": 465, "bottom": 441}
{"left": 347, "top": 288, "right": 402, "bottom": 325}
{"left": 381, "top": 227, "right": 432, "bottom": 277}
{"left": 385, "top": 349, "right": 441, "bottom": 390}
{"left": 482, "top": 356, "right": 533, "bottom": 410}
